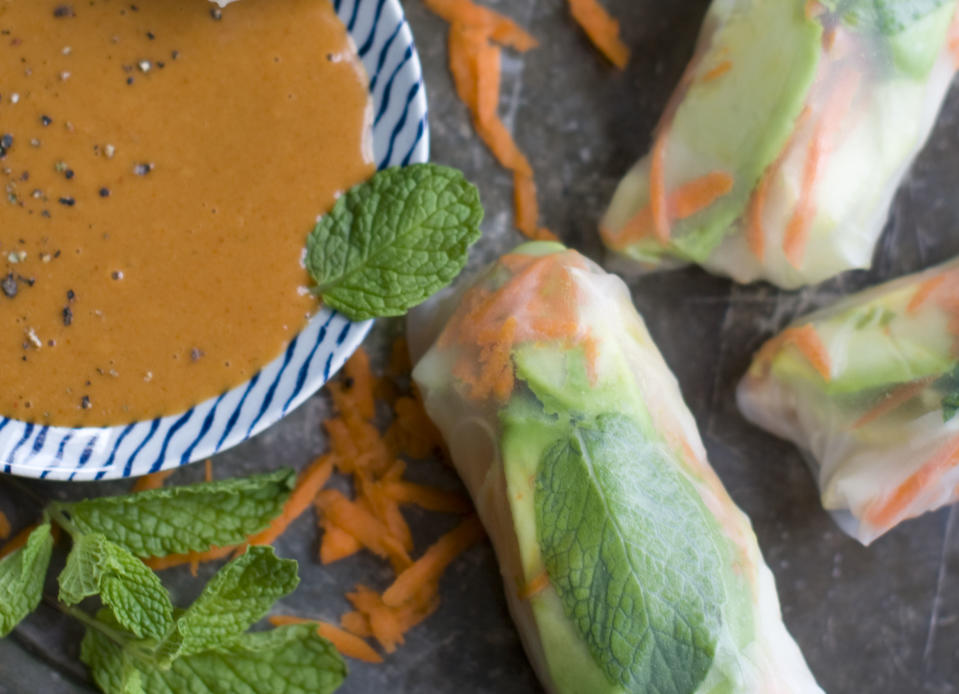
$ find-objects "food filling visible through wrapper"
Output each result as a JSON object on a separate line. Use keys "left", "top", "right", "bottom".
{"left": 739, "top": 257, "right": 959, "bottom": 545}
{"left": 409, "top": 242, "right": 823, "bottom": 694}
{"left": 600, "top": 0, "right": 959, "bottom": 289}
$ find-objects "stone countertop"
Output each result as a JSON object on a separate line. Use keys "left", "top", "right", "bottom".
{"left": 3, "top": 1, "right": 959, "bottom": 692}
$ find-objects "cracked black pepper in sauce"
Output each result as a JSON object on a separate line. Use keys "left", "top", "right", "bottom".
{"left": 0, "top": 0, "right": 374, "bottom": 425}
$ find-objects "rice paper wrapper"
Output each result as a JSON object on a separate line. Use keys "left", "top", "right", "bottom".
{"left": 410, "top": 242, "right": 823, "bottom": 694}
{"left": 738, "top": 258, "right": 959, "bottom": 544}
{"left": 600, "top": 0, "right": 959, "bottom": 289}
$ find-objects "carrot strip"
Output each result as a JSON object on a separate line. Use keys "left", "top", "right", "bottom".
{"left": 317, "top": 489, "right": 412, "bottom": 569}
{"left": 236, "top": 454, "right": 335, "bottom": 555}
{"left": 474, "top": 117, "right": 533, "bottom": 177}
{"left": 382, "top": 515, "right": 485, "bottom": 607}
{"left": 784, "top": 72, "right": 860, "bottom": 267}
{"left": 907, "top": 275, "right": 948, "bottom": 314}
{"left": 648, "top": 127, "right": 671, "bottom": 242}
{"left": 476, "top": 41, "right": 502, "bottom": 126}
{"left": 852, "top": 378, "right": 934, "bottom": 429}
{"left": 385, "top": 482, "right": 472, "bottom": 514}
{"left": 746, "top": 106, "right": 812, "bottom": 261}
{"left": 131, "top": 468, "right": 176, "bottom": 493}
{"left": 567, "top": 0, "right": 630, "bottom": 69}
{"left": 788, "top": 325, "right": 831, "bottom": 381}
{"left": 385, "top": 395, "right": 444, "bottom": 460}
{"left": 606, "top": 171, "right": 734, "bottom": 247}
{"left": 0, "top": 523, "right": 38, "bottom": 560}
{"left": 864, "top": 434, "right": 959, "bottom": 531}
{"left": 204, "top": 459, "right": 213, "bottom": 483}
{"left": 448, "top": 23, "right": 482, "bottom": 110}
{"left": 0, "top": 511, "right": 10, "bottom": 541}
{"left": 343, "top": 348, "right": 376, "bottom": 421}
{"left": 423, "top": 0, "right": 538, "bottom": 52}
{"left": 268, "top": 616, "right": 384, "bottom": 663}
{"left": 341, "top": 610, "right": 373, "bottom": 638}
{"left": 519, "top": 571, "right": 550, "bottom": 600}
{"left": 701, "top": 60, "right": 732, "bottom": 83}
{"left": 319, "top": 520, "right": 362, "bottom": 564}
{"left": 514, "top": 172, "right": 541, "bottom": 239}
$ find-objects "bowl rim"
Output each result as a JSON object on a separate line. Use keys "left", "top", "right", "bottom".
{"left": 0, "top": 0, "right": 429, "bottom": 481}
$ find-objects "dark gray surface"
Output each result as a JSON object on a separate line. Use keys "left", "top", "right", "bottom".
{"left": 3, "top": 0, "right": 959, "bottom": 692}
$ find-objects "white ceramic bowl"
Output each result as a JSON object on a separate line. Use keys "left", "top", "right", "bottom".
{"left": 0, "top": 0, "right": 428, "bottom": 481}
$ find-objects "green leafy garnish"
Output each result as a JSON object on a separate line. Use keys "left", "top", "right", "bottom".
{"left": 173, "top": 546, "right": 299, "bottom": 657}
{"left": 306, "top": 163, "right": 483, "bottom": 321}
{"left": 0, "top": 523, "right": 53, "bottom": 637}
{"left": 83, "top": 620, "right": 345, "bottom": 694}
{"left": 0, "top": 471, "right": 345, "bottom": 694}
{"left": 534, "top": 414, "right": 725, "bottom": 694}
{"left": 59, "top": 533, "right": 174, "bottom": 640}
{"left": 53, "top": 468, "right": 295, "bottom": 558}
{"left": 826, "top": 0, "right": 951, "bottom": 33}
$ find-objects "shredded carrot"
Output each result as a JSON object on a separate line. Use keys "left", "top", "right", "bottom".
{"left": 566, "top": 0, "right": 630, "bottom": 69}
{"left": 385, "top": 395, "right": 445, "bottom": 460}
{"left": 519, "top": 571, "right": 550, "bottom": 600}
{"left": 343, "top": 348, "right": 376, "bottom": 421}
{"left": 784, "top": 72, "right": 860, "bottom": 267}
{"left": 448, "top": 22, "right": 482, "bottom": 109}
{"left": 347, "top": 584, "right": 439, "bottom": 653}
{"left": 234, "top": 454, "right": 335, "bottom": 556}
{"left": 473, "top": 116, "right": 533, "bottom": 177}
{"left": 317, "top": 489, "right": 412, "bottom": 570}
{"left": 385, "top": 482, "right": 472, "bottom": 514}
{"left": 382, "top": 515, "right": 485, "bottom": 607}
{"left": 852, "top": 378, "right": 934, "bottom": 429}
{"left": 864, "top": 434, "right": 959, "bottom": 531}
{"left": 908, "top": 275, "right": 948, "bottom": 314}
{"left": 387, "top": 337, "right": 412, "bottom": 378}
{"left": 424, "top": 0, "right": 538, "bottom": 52}
{"left": 514, "top": 172, "right": 541, "bottom": 239}
{"left": 476, "top": 41, "right": 502, "bottom": 127}
{"left": 0, "top": 511, "right": 10, "bottom": 541}
{"left": 701, "top": 60, "right": 732, "bottom": 83}
{"left": 320, "top": 519, "right": 363, "bottom": 564}
{"left": 341, "top": 610, "right": 373, "bottom": 638}
{"left": 756, "top": 324, "right": 831, "bottom": 381}
{"left": 269, "top": 616, "right": 384, "bottom": 663}
{"left": 204, "top": 459, "right": 213, "bottom": 483}
{"left": 605, "top": 171, "right": 734, "bottom": 248}
{"left": 648, "top": 127, "right": 671, "bottom": 242}
{"left": 0, "top": 522, "right": 37, "bottom": 560}
{"left": 131, "top": 468, "right": 176, "bottom": 493}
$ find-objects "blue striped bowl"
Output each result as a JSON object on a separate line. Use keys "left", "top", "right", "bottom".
{"left": 0, "top": 0, "right": 428, "bottom": 481}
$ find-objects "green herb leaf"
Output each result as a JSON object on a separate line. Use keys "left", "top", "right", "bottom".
{"left": 942, "top": 393, "right": 959, "bottom": 422}
{"left": 0, "top": 523, "right": 53, "bottom": 637}
{"left": 534, "top": 414, "right": 726, "bottom": 694}
{"left": 306, "top": 163, "right": 483, "bottom": 321}
{"left": 829, "top": 0, "right": 952, "bottom": 34}
{"left": 59, "top": 533, "right": 174, "bottom": 641}
{"left": 82, "top": 623, "right": 346, "bottom": 694}
{"left": 174, "top": 546, "right": 299, "bottom": 657}
{"left": 55, "top": 469, "right": 295, "bottom": 558}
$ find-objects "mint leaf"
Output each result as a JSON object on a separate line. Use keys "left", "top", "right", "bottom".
{"left": 59, "top": 533, "right": 174, "bottom": 640}
{"left": 942, "top": 393, "right": 959, "bottom": 422}
{"left": 55, "top": 469, "right": 295, "bottom": 558}
{"left": 832, "top": 0, "right": 951, "bottom": 34}
{"left": 0, "top": 523, "right": 53, "bottom": 636}
{"left": 307, "top": 163, "right": 483, "bottom": 321}
{"left": 83, "top": 623, "right": 346, "bottom": 694}
{"left": 534, "top": 414, "right": 726, "bottom": 694}
{"left": 174, "top": 546, "right": 299, "bottom": 657}
{"left": 80, "top": 622, "right": 145, "bottom": 694}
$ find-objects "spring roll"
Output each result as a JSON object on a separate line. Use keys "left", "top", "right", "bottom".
{"left": 410, "top": 242, "right": 823, "bottom": 694}
{"left": 600, "top": 0, "right": 959, "bottom": 289}
{"left": 739, "top": 258, "right": 959, "bottom": 545}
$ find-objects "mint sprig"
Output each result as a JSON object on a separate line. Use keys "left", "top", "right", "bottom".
{"left": 0, "top": 523, "right": 53, "bottom": 637}
{"left": 306, "top": 163, "right": 483, "bottom": 321}
{"left": 0, "top": 469, "right": 346, "bottom": 694}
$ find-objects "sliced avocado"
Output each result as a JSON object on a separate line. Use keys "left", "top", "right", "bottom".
{"left": 771, "top": 295, "right": 957, "bottom": 394}
{"left": 667, "top": 0, "right": 822, "bottom": 262}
